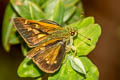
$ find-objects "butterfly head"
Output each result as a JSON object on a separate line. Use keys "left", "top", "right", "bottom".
{"left": 69, "top": 28, "right": 78, "bottom": 37}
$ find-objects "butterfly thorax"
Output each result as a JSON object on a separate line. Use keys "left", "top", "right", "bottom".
{"left": 48, "top": 27, "right": 77, "bottom": 43}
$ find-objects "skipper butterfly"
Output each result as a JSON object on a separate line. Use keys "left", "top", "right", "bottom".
{"left": 14, "top": 18, "right": 77, "bottom": 73}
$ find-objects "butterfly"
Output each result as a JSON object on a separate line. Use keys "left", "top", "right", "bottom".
{"left": 14, "top": 18, "right": 77, "bottom": 73}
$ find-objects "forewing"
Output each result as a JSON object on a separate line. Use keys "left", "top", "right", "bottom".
{"left": 14, "top": 18, "right": 62, "bottom": 47}
{"left": 27, "top": 41, "right": 66, "bottom": 73}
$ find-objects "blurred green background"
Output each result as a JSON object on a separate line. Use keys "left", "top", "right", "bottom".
{"left": 0, "top": 0, "right": 120, "bottom": 80}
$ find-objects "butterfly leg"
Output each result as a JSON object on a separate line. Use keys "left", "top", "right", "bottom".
{"left": 71, "top": 45, "right": 76, "bottom": 57}
{"left": 65, "top": 36, "right": 77, "bottom": 56}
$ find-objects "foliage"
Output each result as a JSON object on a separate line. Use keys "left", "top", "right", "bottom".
{"left": 2, "top": 0, "right": 101, "bottom": 80}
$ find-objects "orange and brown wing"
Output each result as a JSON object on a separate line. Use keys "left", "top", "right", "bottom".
{"left": 27, "top": 40, "right": 66, "bottom": 73}
{"left": 14, "top": 18, "right": 62, "bottom": 47}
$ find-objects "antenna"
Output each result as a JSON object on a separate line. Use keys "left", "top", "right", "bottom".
{"left": 77, "top": 33, "right": 91, "bottom": 46}
{"left": 79, "top": 33, "right": 91, "bottom": 41}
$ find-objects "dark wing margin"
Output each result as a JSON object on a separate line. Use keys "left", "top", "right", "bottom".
{"left": 14, "top": 18, "right": 62, "bottom": 47}
{"left": 27, "top": 41, "right": 66, "bottom": 73}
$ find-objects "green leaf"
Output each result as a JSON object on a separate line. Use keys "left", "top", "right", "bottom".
{"left": 63, "top": 6, "right": 76, "bottom": 22}
{"left": 63, "top": 0, "right": 79, "bottom": 22}
{"left": 9, "top": 34, "right": 20, "bottom": 44}
{"left": 36, "top": 77, "right": 42, "bottom": 80}
{"left": 53, "top": 0, "right": 64, "bottom": 25}
{"left": 11, "top": 0, "right": 45, "bottom": 20}
{"left": 48, "top": 55, "right": 84, "bottom": 80}
{"left": 49, "top": 55, "right": 99, "bottom": 80}
{"left": 68, "top": 17, "right": 101, "bottom": 56}
{"left": 44, "top": 0, "right": 57, "bottom": 19}
{"left": 79, "top": 57, "right": 99, "bottom": 80}
{"left": 68, "top": 55, "right": 86, "bottom": 74}
{"left": 74, "top": 23, "right": 101, "bottom": 56}
{"left": 2, "top": 4, "right": 16, "bottom": 52}
{"left": 21, "top": 43, "right": 29, "bottom": 56}
{"left": 17, "top": 58, "right": 43, "bottom": 77}
{"left": 77, "top": 17, "right": 95, "bottom": 29}
{"left": 67, "top": 1, "right": 84, "bottom": 24}
{"left": 63, "top": 0, "right": 79, "bottom": 6}
{"left": 44, "top": 0, "right": 79, "bottom": 23}
{"left": 30, "top": 0, "right": 48, "bottom": 7}
{"left": 9, "top": 28, "right": 20, "bottom": 44}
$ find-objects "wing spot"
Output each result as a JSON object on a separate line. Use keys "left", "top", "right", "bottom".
{"left": 45, "top": 58, "right": 48, "bottom": 61}
{"left": 35, "top": 24, "right": 39, "bottom": 28}
{"left": 25, "top": 20, "right": 28, "bottom": 24}
{"left": 40, "top": 47, "right": 45, "bottom": 50}
{"left": 46, "top": 61, "right": 50, "bottom": 64}
{"left": 36, "top": 48, "right": 40, "bottom": 51}
{"left": 54, "top": 61, "right": 57, "bottom": 64}
{"left": 27, "top": 27, "right": 32, "bottom": 31}
{"left": 33, "top": 29, "right": 40, "bottom": 34}
{"left": 38, "top": 34, "right": 46, "bottom": 38}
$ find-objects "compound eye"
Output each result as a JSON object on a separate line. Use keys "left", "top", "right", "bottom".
{"left": 71, "top": 32, "right": 75, "bottom": 36}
